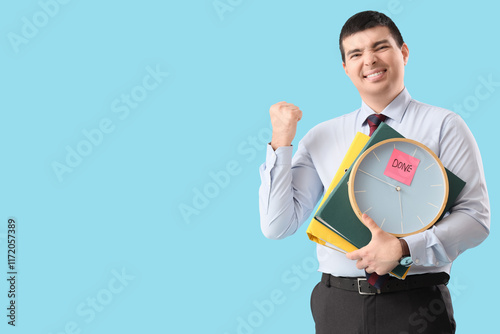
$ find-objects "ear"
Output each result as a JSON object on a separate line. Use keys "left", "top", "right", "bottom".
{"left": 343, "top": 61, "right": 348, "bottom": 74}
{"left": 401, "top": 43, "right": 409, "bottom": 66}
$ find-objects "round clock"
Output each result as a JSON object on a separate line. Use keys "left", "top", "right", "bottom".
{"left": 348, "top": 138, "right": 449, "bottom": 237}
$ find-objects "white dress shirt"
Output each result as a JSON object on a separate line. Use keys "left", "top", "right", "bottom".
{"left": 259, "top": 88, "right": 490, "bottom": 277}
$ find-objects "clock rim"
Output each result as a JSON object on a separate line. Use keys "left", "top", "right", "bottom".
{"left": 348, "top": 138, "right": 449, "bottom": 237}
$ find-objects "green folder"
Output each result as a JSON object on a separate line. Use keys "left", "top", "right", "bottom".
{"left": 314, "top": 123, "right": 466, "bottom": 278}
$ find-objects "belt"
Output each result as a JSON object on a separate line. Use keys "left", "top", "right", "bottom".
{"left": 321, "top": 272, "right": 449, "bottom": 295}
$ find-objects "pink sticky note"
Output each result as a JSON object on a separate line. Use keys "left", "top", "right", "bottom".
{"left": 383, "top": 148, "right": 420, "bottom": 186}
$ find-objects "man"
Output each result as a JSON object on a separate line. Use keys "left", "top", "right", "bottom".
{"left": 258, "top": 11, "right": 490, "bottom": 334}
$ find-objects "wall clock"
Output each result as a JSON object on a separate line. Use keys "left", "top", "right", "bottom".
{"left": 348, "top": 138, "right": 449, "bottom": 237}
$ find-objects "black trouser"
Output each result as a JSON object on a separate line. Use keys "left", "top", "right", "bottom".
{"left": 311, "top": 274, "right": 456, "bottom": 334}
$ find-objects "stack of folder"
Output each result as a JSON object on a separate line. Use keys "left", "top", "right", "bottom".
{"left": 306, "top": 123, "right": 466, "bottom": 279}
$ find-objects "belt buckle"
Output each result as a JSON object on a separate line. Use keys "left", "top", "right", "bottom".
{"left": 357, "top": 278, "right": 380, "bottom": 295}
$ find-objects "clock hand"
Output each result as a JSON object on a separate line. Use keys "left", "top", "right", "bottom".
{"left": 359, "top": 169, "right": 398, "bottom": 189}
{"left": 398, "top": 189, "right": 404, "bottom": 233}
{"left": 398, "top": 186, "right": 403, "bottom": 215}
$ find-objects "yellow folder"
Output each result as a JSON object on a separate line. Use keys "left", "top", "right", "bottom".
{"left": 306, "top": 131, "right": 412, "bottom": 280}
{"left": 306, "top": 132, "right": 370, "bottom": 253}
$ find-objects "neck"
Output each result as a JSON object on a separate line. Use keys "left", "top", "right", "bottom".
{"left": 362, "top": 86, "right": 405, "bottom": 113}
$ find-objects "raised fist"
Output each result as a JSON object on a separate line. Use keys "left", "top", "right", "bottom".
{"left": 269, "top": 101, "right": 302, "bottom": 150}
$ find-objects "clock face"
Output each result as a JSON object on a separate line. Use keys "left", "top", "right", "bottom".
{"left": 348, "top": 138, "right": 449, "bottom": 237}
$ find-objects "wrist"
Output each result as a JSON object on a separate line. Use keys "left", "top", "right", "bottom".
{"left": 398, "top": 238, "right": 413, "bottom": 267}
{"left": 270, "top": 138, "right": 292, "bottom": 150}
{"left": 399, "top": 238, "right": 410, "bottom": 257}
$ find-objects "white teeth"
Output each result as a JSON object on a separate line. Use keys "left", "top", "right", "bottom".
{"left": 367, "top": 71, "right": 384, "bottom": 78}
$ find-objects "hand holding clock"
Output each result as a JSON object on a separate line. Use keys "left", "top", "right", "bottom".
{"left": 346, "top": 214, "right": 402, "bottom": 275}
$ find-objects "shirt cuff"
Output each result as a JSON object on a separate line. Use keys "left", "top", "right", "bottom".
{"left": 266, "top": 143, "right": 293, "bottom": 166}
{"left": 402, "top": 233, "right": 443, "bottom": 267}
{"left": 401, "top": 234, "right": 422, "bottom": 266}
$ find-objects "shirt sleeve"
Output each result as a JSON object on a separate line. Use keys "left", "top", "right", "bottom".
{"left": 259, "top": 140, "right": 324, "bottom": 240}
{"left": 402, "top": 114, "right": 490, "bottom": 267}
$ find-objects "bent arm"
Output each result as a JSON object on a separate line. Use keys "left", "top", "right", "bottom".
{"left": 259, "top": 142, "right": 323, "bottom": 240}
{"left": 403, "top": 115, "right": 490, "bottom": 266}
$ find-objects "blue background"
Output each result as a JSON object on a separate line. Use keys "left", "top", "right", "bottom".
{"left": 0, "top": 0, "right": 497, "bottom": 333}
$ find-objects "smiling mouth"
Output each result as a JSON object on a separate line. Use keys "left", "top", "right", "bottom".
{"left": 364, "top": 70, "right": 387, "bottom": 78}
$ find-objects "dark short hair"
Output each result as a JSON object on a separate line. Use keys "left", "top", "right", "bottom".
{"left": 339, "top": 11, "right": 404, "bottom": 63}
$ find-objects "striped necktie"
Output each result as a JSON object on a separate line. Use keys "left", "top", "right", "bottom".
{"left": 365, "top": 113, "right": 390, "bottom": 289}
{"left": 367, "top": 113, "right": 387, "bottom": 136}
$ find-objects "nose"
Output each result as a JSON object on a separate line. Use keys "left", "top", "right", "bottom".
{"left": 364, "top": 51, "right": 377, "bottom": 66}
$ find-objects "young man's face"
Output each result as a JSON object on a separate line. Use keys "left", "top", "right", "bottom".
{"left": 342, "top": 26, "right": 409, "bottom": 102}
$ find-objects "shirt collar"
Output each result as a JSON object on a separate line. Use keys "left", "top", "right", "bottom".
{"left": 360, "top": 87, "right": 412, "bottom": 124}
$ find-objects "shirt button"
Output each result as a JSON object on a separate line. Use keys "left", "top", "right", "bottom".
{"left": 415, "top": 259, "right": 420, "bottom": 264}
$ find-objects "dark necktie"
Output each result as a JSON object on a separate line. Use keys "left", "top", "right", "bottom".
{"left": 367, "top": 113, "right": 387, "bottom": 136}
{"left": 365, "top": 113, "right": 389, "bottom": 289}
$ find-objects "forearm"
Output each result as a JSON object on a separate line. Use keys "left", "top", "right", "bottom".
{"left": 403, "top": 210, "right": 489, "bottom": 267}
{"left": 259, "top": 158, "right": 298, "bottom": 240}
{"left": 259, "top": 144, "right": 323, "bottom": 240}
{"left": 402, "top": 114, "right": 491, "bottom": 268}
